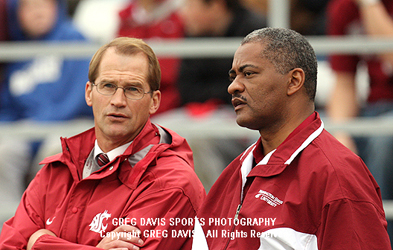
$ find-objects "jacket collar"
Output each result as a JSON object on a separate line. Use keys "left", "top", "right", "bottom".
{"left": 39, "top": 119, "right": 193, "bottom": 188}
{"left": 242, "top": 112, "right": 324, "bottom": 180}
{"left": 39, "top": 119, "right": 160, "bottom": 179}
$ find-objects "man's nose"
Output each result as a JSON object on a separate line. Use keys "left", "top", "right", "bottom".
{"left": 110, "top": 87, "right": 127, "bottom": 106}
{"left": 228, "top": 77, "right": 245, "bottom": 95}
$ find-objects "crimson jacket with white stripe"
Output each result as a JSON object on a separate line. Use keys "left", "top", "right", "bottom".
{"left": 0, "top": 119, "right": 206, "bottom": 250}
{"left": 194, "top": 112, "right": 390, "bottom": 250}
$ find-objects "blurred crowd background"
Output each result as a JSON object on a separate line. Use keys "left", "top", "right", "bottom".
{"left": 1, "top": 0, "right": 393, "bottom": 245}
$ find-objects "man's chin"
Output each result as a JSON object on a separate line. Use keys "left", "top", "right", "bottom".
{"left": 105, "top": 125, "right": 131, "bottom": 138}
{"left": 235, "top": 117, "right": 259, "bottom": 131}
{"left": 235, "top": 117, "right": 249, "bottom": 128}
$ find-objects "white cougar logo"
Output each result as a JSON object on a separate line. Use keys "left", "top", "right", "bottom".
{"left": 89, "top": 210, "right": 111, "bottom": 233}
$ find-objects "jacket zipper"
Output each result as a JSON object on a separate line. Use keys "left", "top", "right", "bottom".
{"left": 223, "top": 175, "right": 253, "bottom": 250}
{"left": 223, "top": 203, "right": 243, "bottom": 250}
{"left": 234, "top": 204, "right": 242, "bottom": 223}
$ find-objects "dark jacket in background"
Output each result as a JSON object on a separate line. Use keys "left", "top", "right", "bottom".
{"left": 177, "top": 7, "right": 266, "bottom": 106}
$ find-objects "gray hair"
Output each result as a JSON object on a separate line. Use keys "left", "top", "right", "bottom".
{"left": 242, "top": 27, "right": 318, "bottom": 101}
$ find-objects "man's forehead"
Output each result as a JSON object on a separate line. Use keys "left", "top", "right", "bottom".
{"left": 235, "top": 42, "right": 265, "bottom": 57}
{"left": 231, "top": 43, "right": 265, "bottom": 70}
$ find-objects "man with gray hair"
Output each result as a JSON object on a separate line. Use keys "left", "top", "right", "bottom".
{"left": 192, "top": 27, "right": 390, "bottom": 250}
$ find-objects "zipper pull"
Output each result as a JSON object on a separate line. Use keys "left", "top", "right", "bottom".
{"left": 234, "top": 204, "right": 242, "bottom": 223}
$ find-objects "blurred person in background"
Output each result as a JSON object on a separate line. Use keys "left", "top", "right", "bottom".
{"left": 0, "top": 0, "right": 92, "bottom": 229}
{"left": 240, "top": 0, "right": 265, "bottom": 16}
{"left": 178, "top": 0, "right": 266, "bottom": 108}
{"left": 117, "top": 0, "right": 184, "bottom": 115}
{"left": 290, "top": 0, "right": 329, "bottom": 36}
{"left": 240, "top": 0, "right": 329, "bottom": 36}
{"left": 327, "top": 0, "right": 393, "bottom": 245}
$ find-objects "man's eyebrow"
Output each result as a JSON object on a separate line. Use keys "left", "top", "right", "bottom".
{"left": 229, "top": 64, "right": 258, "bottom": 75}
{"left": 98, "top": 79, "right": 143, "bottom": 88}
{"left": 97, "top": 79, "right": 113, "bottom": 84}
{"left": 239, "top": 64, "right": 258, "bottom": 71}
{"left": 125, "top": 82, "right": 143, "bottom": 88}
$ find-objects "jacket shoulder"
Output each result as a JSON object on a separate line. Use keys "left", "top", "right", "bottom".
{"left": 305, "top": 130, "right": 380, "bottom": 203}
{"left": 39, "top": 152, "right": 63, "bottom": 165}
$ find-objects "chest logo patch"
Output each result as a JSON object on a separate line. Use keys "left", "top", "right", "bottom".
{"left": 89, "top": 210, "right": 111, "bottom": 234}
{"left": 255, "top": 190, "right": 283, "bottom": 207}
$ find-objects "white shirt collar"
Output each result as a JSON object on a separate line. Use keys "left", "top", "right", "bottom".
{"left": 94, "top": 140, "right": 132, "bottom": 162}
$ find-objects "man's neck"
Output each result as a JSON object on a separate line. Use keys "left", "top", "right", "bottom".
{"left": 96, "top": 135, "right": 135, "bottom": 153}
{"left": 259, "top": 110, "right": 315, "bottom": 156}
{"left": 94, "top": 140, "right": 132, "bottom": 162}
{"left": 259, "top": 124, "right": 289, "bottom": 156}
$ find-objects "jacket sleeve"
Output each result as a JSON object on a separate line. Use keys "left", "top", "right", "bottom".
{"left": 317, "top": 198, "right": 391, "bottom": 250}
{"left": 31, "top": 235, "right": 102, "bottom": 250}
{"left": 0, "top": 170, "right": 46, "bottom": 249}
{"left": 29, "top": 189, "right": 200, "bottom": 250}
{"left": 124, "top": 187, "right": 199, "bottom": 250}
{"left": 0, "top": 169, "right": 103, "bottom": 250}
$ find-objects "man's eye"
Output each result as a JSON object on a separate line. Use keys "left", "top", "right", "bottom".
{"left": 244, "top": 72, "right": 254, "bottom": 77}
{"left": 228, "top": 75, "right": 235, "bottom": 82}
{"left": 102, "top": 83, "right": 116, "bottom": 89}
{"left": 125, "top": 86, "right": 141, "bottom": 92}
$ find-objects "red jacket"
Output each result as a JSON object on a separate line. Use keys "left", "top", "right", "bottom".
{"left": 0, "top": 119, "right": 206, "bottom": 250}
{"left": 194, "top": 112, "right": 390, "bottom": 250}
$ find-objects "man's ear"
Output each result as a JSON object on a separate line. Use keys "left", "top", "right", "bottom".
{"left": 85, "top": 81, "right": 93, "bottom": 107}
{"left": 287, "top": 68, "right": 305, "bottom": 96}
{"left": 149, "top": 90, "right": 161, "bottom": 115}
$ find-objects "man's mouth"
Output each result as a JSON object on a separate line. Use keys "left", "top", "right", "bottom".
{"left": 232, "top": 98, "right": 247, "bottom": 110}
{"left": 107, "top": 112, "right": 128, "bottom": 119}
